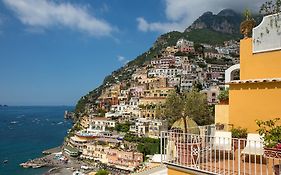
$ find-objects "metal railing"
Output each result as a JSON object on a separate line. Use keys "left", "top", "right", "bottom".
{"left": 160, "top": 129, "right": 280, "bottom": 175}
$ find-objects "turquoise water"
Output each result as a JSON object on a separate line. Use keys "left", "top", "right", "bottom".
{"left": 0, "top": 106, "right": 73, "bottom": 175}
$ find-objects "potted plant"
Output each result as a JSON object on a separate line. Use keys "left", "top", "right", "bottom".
{"left": 240, "top": 9, "right": 256, "bottom": 38}
{"left": 231, "top": 127, "right": 248, "bottom": 150}
{"left": 218, "top": 89, "right": 229, "bottom": 104}
{"left": 256, "top": 118, "right": 281, "bottom": 159}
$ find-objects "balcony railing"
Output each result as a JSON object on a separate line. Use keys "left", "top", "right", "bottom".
{"left": 160, "top": 127, "right": 281, "bottom": 175}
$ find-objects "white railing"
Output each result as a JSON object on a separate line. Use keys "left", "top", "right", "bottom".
{"left": 160, "top": 130, "right": 280, "bottom": 175}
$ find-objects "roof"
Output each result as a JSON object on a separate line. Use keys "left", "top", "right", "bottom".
{"left": 227, "top": 78, "right": 281, "bottom": 85}
{"left": 70, "top": 136, "right": 88, "bottom": 142}
{"left": 95, "top": 137, "right": 121, "bottom": 143}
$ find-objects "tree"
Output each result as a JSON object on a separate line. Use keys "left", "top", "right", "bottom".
{"left": 95, "top": 169, "right": 109, "bottom": 175}
{"left": 114, "top": 122, "right": 130, "bottom": 132}
{"left": 164, "top": 89, "right": 213, "bottom": 132}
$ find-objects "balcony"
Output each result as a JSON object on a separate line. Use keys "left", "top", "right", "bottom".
{"left": 160, "top": 126, "right": 281, "bottom": 175}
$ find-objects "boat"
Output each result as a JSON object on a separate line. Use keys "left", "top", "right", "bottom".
{"left": 20, "top": 163, "right": 30, "bottom": 168}
{"left": 3, "top": 160, "right": 8, "bottom": 164}
{"left": 32, "top": 165, "right": 42, "bottom": 168}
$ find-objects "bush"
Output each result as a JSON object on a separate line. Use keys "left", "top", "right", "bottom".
{"left": 256, "top": 118, "right": 281, "bottom": 148}
{"left": 95, "top": 169, "right": 109, "bottom": 175}
{"left": 124, "top": 133, "right": 160, "bottom": 159}
{"left": 218, "top": 89, "right": 229, "bottom": 102}
{"left": 231, "top": 127, "right": 248, "bottom": 138}
{"left": 115, "top": 122, "right": 130, "bottom": 132}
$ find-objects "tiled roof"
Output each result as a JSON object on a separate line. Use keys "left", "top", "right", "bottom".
{"left": 227, "top": 78, "right": 281, "bottom": 84}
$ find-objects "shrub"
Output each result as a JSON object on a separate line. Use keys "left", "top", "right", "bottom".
{"left": 95, "top": 169, "right": 109, "bottom": 175}
{"left": 218, "top": 89, "right": 229, "bottom": 102}
{"left": 231, "top": 127, "right": 248, "bottom": 138}
{"left": 256, "top": 118, "right": 281, "bottom": 148}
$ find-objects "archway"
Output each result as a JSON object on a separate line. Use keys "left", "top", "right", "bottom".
{"left": 225, "top": 64, "right": 240, "bottom": 88}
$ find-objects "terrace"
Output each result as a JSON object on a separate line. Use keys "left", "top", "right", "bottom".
{"left": 160, "top": 126, "right": 281, "bottom": 175}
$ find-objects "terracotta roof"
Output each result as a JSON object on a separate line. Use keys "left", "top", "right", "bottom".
{"left": 227, "top": 78, "right": 281, "bottom": 85}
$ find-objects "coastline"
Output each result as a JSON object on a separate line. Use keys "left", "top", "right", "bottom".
{"left": 0, "top": 106, "right": 74, "bottom": 175}
{"left": 19, "top": 147, "right": 89, "bottom": 175}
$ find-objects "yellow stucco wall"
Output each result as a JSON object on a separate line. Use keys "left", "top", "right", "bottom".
{"left": 215, "top": 104, "right": 229, "bottom": 124}
{"left": 240, "top": 38, "right": 281, "bottom": 80}
{"left": 168, "top": 168, "right": 193, "bottom": 175}
{"left": 229, "top": 82, "right": 281, "bottom": 132}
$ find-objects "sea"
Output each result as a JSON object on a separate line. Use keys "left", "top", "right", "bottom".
{"left": 0, "top": 106, "right": 74, "bottom": 175}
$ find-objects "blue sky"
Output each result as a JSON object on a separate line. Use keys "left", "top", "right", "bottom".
{"left": 0, "top": 0, "right": 265, "bottom": 106}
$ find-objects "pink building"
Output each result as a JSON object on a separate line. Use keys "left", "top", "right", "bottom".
{"left": 107, "top": 149, "right": 143, "bottom": 169}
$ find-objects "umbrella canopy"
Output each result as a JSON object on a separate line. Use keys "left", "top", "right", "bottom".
{"left": 171, "top": 117, "right": 199, "bottom": 134}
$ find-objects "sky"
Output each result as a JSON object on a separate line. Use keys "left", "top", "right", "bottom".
{"left": 0, "top": 0, "right": 266, "bottom": 106}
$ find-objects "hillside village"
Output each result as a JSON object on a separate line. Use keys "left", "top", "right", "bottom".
{"left": 63, "top": 36, "right": 240, "bottom": 173}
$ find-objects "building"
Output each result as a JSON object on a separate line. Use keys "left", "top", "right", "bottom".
{"left": 148, "top": 68, "right": 182, "bottom": 78}
{"left": 88, "top": 117, "right": 116, "bottom": 132}
{"left": 176, "top": 39, "right": 195, "bottom": 53}
{"left": 163, "top": 13, "right": 281, "bottom": 175}
{"left": 129, "top": 118, "right": 150, "bottom": 136}
{"left": 148, "top": 120, "right": 168, "bottom": 138}
{"left": 107, "top": 149, "right": 143, "bottom": 171}
{"left": 81, "top": 143, "right": 109, "bottom": 162}
{"left": 201, "top": 86, "right": 220, "bottom": 104}
{"left": 216, "top": 13, "right": 281, "bottom": 132}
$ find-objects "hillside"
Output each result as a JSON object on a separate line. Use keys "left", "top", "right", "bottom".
{"left": 74, "top": 9, "right": 244, "bottom": 115}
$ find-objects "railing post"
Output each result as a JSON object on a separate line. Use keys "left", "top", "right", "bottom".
{"left": 238, "top": 138, "right": 241, "bottom": 175}
{"left": 160, "top": 131, "right": 163, "bottom": 165}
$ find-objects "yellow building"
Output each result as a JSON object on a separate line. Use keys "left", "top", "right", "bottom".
{"left": 167, "top": 13, "right": 281, "bottom": 175}
{"left": 215, "top": 14, "right": 281, "bottom": 132}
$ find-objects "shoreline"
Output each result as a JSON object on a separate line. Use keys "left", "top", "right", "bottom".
{"left": 19, "top": 147, "right": 88, "bottom": 175}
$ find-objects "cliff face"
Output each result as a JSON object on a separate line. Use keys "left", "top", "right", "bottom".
{"left": 187, "top": 9, "right": 242, "bottom": 35}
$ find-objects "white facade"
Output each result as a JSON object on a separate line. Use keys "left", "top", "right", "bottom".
{"left": 88, "top": 118, "right": 116, "bottom": 132}
{"left": 148, "top": 68, "right": 182, "bottom": 78}
{"left": 176, "top": 38, "right": 194, "bottom": 48}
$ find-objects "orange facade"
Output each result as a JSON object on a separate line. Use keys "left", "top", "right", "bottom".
{"left": 227, "top": 38, "right": 281, "bottom": 132}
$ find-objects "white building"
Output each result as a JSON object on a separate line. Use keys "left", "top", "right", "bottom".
{"left": 148, "top": 68, "right": 182, "bottom": 78}
{"left": 88, "top": 117, "right": 116, "bottom": 132}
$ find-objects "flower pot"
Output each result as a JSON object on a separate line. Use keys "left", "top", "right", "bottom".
{"left": 219, "top": 99, "right": 229, "bottom": 105}
{"left": 264, "top": 147, "right": 281, "bottom": 159}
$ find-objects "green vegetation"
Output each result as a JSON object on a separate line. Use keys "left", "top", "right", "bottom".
{"left": 218, "top": 88, "right": 229, "bottom": 102}
{"left": 124, "top": 133, "right": 160, "bottom": 159}
{"left": 114, "top": 122, "right": 130, "bottom": 132}
{"left": 97, "top": 108, "right": 106, "bottom": 117}
{"left": 205, "top": 57, "right": 233, "bottom": 65}
{"left": 95, "top": 169, "right": 109, "bottom": 175}
{"left": 256, "top": 118, "right": 281, "bottom": 148}
{"left": 187, "top": 29, "right": 240, "bottom": 45}
{"left": 75, "top": 96, "right": 87, "bottom": 114}
{"left": 164, "top": 89, "right": 213, "bottom": 132}
{"left": 231, "top": 127, "right": 248, "bottom": 138}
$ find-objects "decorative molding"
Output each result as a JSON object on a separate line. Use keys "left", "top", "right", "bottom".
{"left": 264, "top": 148, "right": 281, "bottom": 159}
